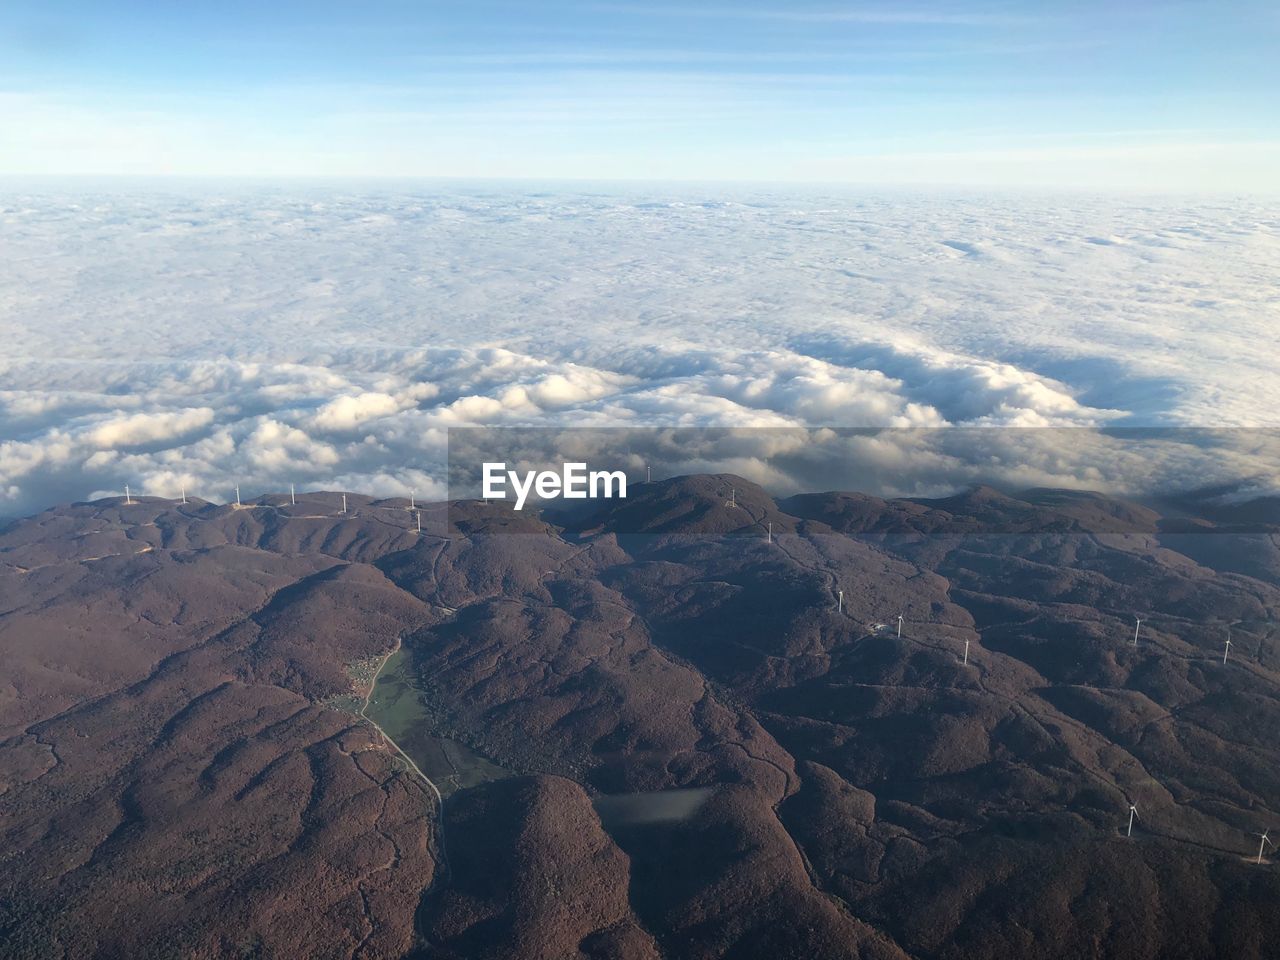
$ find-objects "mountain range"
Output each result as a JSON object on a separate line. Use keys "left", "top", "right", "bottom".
{"left": 2, "top": 477, "right": 1278, "bottom": 959}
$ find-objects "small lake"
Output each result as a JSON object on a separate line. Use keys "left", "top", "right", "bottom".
{"left": 593, "top": 787, "right": 715, "bottom": 828}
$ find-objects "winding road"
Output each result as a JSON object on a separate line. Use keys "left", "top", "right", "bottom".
{"left": 359, "top": 639, "right": 448, "bottom": 865}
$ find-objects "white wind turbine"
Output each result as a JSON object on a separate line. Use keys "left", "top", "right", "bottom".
{"left": 1257, "top": 830, "right": 1273, "bottom": 865}
{"left": 1132, "top": 616, "right": 1144, "bottom": 646}
{"left": 290, "top": 483, "right": 296, "bottom": 505}
{"left": 963, "top": 639, "right": 971, "bottom": 666}
{"left": 124, "top": 484, "right": 133, "bottom": 505}
{"left": 1127, "top": 803, "right": 1138, "bottom": 838}
{"left": 837, "top": 589, "right": 844, "bottom": 614}
{"left": 897, "top": 614, "right": 904, "bottom": 639}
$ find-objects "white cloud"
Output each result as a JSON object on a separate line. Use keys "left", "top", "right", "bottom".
{"left": 85, "top": 407, "right": 216, "bottom": 449}
{"left": 311, "top": 392, "right": 404, "bottom": 431}
{"left": 0, "top": 186, "right": 1276, "bottom": 516}
{"left": 242, "top": 420, "right": 341, "bottom": 472}
{"left": 309, "top": 383, "right": 440, "bottom": 432}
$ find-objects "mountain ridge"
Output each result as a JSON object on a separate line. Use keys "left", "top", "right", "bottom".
{"left": 2, "top": 479, "right": 1278, "bottom": 958}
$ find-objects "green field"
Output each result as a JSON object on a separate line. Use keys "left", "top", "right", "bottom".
{"left": 365, "top": 646, "right": 508, "bottom": 798}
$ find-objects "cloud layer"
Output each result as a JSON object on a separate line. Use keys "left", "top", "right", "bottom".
{"left": 1, "top": 185, "right": 1276, "bottom": 517}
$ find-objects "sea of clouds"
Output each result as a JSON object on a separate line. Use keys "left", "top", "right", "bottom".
{"left": 1, "top": 183, "right": 1277, "bottom": 518}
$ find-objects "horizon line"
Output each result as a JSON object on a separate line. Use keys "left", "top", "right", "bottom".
{"left": 0, "top": 172, "right": 1276, "bottom": 198}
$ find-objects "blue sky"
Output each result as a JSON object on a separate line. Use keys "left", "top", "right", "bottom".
{"left": 1, "top": 1, "right": 1277, "bottom": 188}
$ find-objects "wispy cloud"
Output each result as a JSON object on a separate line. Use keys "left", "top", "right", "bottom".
{"left": 585, "top": 3, "right": 1039, "bottom": 27}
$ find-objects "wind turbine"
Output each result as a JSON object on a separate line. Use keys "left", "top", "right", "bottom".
{"left": 180, "top": 485, "right": 186, "bottom": 505}
{"left": 767, "top": 521, "right": 772, "bottom": 544}
{"left": 727, "top": 488, "right": 737, "bottom": 508}
{"left": 1132, "top": 616, "right": 1144, "bottom": 646}
{"left": 1257, "top": 831, "right": 1273, "bottom": 865}
{"left": 837, "top": 590, "right": 844, "bottom": 614}
{"left": 963, "top": 639, "right": 971, "bottom": 666}
{"left": 341, "top": 493, "right": 348, "bottom": 514}
{"left": 410, "top": 489, "right": 415, "bottom": 510}
{"left": 124, "top": 484, "right": 133, "bottom": 505}
{"left": 290, "top": 483, "right": 296, "bottom": 505}
{"left": 1127, "top": 803, "right": 1138, "bottom": 838}
{"left": 415, "top": 510, "right": 422, "bottom": 534}
{"left": 897, "top": 614, "right": 904, "bottom": 639}
{"left": 1224, "top": 635, "right": 1232, "bottom": 665}
{"left": 646, "top": 465, "right": 651, "bottom": 484}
